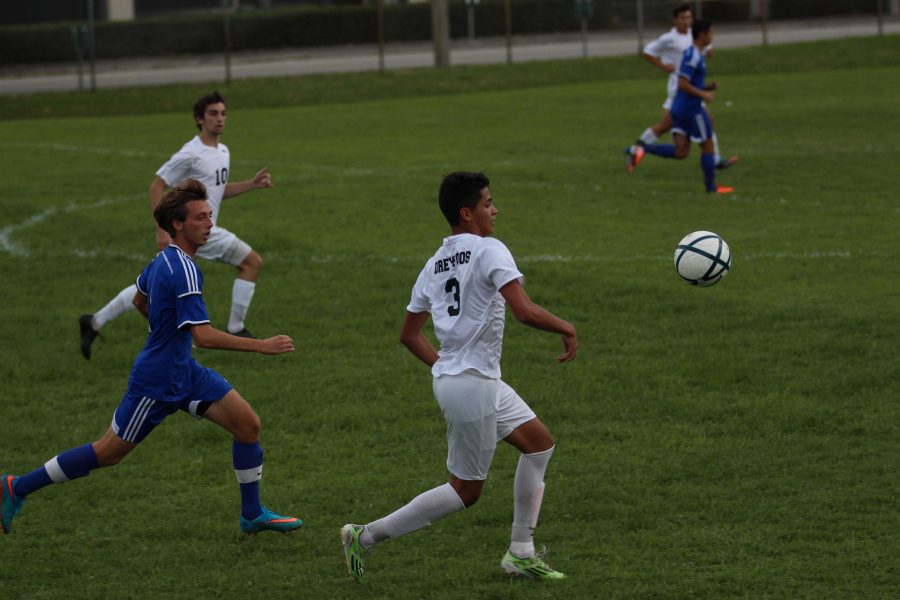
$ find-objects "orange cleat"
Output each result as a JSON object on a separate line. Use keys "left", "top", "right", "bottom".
{"left": 715, "top": 185, "right": 735, "bottom": 195}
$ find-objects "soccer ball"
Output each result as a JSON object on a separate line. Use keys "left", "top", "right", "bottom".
{"left": 674, "top": 231, "right": 731, "bottom": 287}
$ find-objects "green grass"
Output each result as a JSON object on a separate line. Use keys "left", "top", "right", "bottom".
{"left": 1, "top": 37, "right": 898, "bottom": 599}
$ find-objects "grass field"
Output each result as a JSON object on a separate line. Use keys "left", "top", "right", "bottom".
{"left": 1, "top": 36, "right": 898, "bottom": 599}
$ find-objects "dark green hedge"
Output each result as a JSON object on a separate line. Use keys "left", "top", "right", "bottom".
{"left": 0, "top": 0, "right": 882, "bottom": 67}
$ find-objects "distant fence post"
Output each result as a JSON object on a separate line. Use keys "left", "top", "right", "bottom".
{"left": 377, "top": 0, "right": 385, "bottom": 73}
{"left": 636, "top": 0, "right": 645, "bottom": 54}
{"left": 222, "top": 0, "right": 233, "bottom": 84}
{"left": 694, "top": 0, "right": 702, "bottom": 19}
{"left": 504, "top": 0, "right": 512, "bottom": 64}
{"left": 86, "top": 0, "right": 97, "bottom": 91}
{"left": 431, "top": 0, "right": 451, "bottom": 68}
{"left": 759, "top": 0, "right": 768, "bottom": 46}
{"left": 877, "top": 0, "right": 884, "bottom": 36}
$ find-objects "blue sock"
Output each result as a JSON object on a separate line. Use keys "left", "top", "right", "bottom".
{"left": 233, "top": 441, "right": 263, "bottom": 520}
{"left": 15, "top": 443, "right": 100, "bottom": 499}
{"left": 645, "top": 143, "right": 677, "bottom": 158}
{"left": 701, "top": 153, "right": 717, "bottom": 191}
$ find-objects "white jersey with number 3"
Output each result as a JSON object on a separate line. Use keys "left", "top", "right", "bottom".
{"left": 408, "top": 233, "right": 524, "bottom": 379}
{"left": 156, "top": 135, "right": 230, "bottom": 226}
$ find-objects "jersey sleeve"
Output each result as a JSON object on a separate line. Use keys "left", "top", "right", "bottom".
{"left": 678, "top": 48, "right": 699, "bottom": 80}
{"left": 156, "top": 147, "right": 194, "bottom": 187}
{"left": 172, "top": 254, "right": 210, "bottom": 329}
{"left": 480, "top": 239, "right": 524, "bottom": 291}
{"left": 406, "top": 266, "right": 432, "bottom": 314}
{"left": 135, "top": 265, "right": 150, "bottom": 296}
{"left": 643, "top": 32, "right": 669, "bottom": 58}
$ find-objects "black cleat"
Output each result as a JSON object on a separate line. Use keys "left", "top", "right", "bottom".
{"left": 716, "top": 155, "right": 739, "bottom": 170}
{"left": 79, "top": 314, "right": 99, "bottom": 360}
{"left": 231, "top": 328, "right": 255, "bottom": 339}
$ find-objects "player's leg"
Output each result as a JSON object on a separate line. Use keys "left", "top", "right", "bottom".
{"left": 3, "top": 392, "right": 161, "bottom": 534}
{"left": 705, "top": 107, "right": 738, "bottom": 169}
{"left": 342, "top": 372, "right": 492, "bottom": 582}
{"left": 230, "top": 250, "right": 262, "bottom": 337}
{"left": 79, "top": 284, "right": 138, "bottom": 359}
{"left": 195, "top": 227, "right": 258, "bottom": 338}
{"left": 496, "top": 383, "right": 565, "bottom": 579}
{"left": 201, "top": 387, "right": 301, "bottom": 534}
{"left": 696, "top": 110, "right": 733, "bottom": 194}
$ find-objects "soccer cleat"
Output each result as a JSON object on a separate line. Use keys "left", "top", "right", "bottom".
{"left": 341, "top": 524, "right": 367, "bottom": 583}
{"left": 240, "top": 506, "right": 302, "bottom": 534}
{"left": 79, "top": 314, "right": 99, "bottom": 360}
{"left": 624, "top": 144, "right": 645, "bottom": 172}
{"left": 500, "top": 547, "right": 566, "bottom": 580}
{"left": 716, "top": 155, "right": 739, "bottom": 170}
{"left": 230, "top": 328, "right": 255, "bottom": 339}
{"left": 715, "top": 185, "right": 735, "bottom": 195}
{"left": 1, "top": 474, "right": 24, "bottom": 534}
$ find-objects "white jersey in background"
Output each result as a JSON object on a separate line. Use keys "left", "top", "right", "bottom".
{"left": 643, "top": 27, "right": 693, "bottom": 109}
{"left": 156, "top": 136, "right": 230, "bottom": 226}
{"left": 408, "top": 233, "right": 523, "bottom": 379}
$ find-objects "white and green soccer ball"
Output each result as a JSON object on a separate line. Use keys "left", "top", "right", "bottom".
{"left": 674, "top": 231, "right": 731, "bottom": 287}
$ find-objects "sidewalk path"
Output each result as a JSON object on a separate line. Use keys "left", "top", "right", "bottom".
{"left": 0, "top": 16, "right": 896, "bottom": 95}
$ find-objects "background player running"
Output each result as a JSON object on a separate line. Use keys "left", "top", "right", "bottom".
{"left": 625, "top": 4, "right": 736, "bottom": 172}
{"left": 630, "top": 20, "right": 735, "bottom": 195}
{"left": 80, "top": 91, "right": 272, "bottom": 359}
{"left": 4, "top": 179, "right": 301, "bottom": 536}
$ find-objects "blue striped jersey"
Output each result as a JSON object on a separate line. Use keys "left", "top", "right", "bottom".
{"left": 671, "top": 45, "right": 707, "bottom": 116}
{"left": 128, "top": 245, "right": 210, "bottom": 401}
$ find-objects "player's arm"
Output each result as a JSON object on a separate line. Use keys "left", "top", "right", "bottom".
{"left": 149, "top": 176, "right": 171, "bottom": 250}
{"left": 223, "top": 167, "right": 272, "bottom": 199}
{"left": 132, "top": 290, "right": 149, "bottom": 319}
{"left": 400, "top": 311, "right": 438, "bottom": 367}
{"left": 642, "top": 52, "right": 674, "bottom": 74}
{"left": 678, "top": 76, "right": 714, "bottom": 103}
{"left": 500, "top": 280, "right": 578, "bottom": 363}
{"left": 190, "top": 323, "right": 294, "bottom": 355}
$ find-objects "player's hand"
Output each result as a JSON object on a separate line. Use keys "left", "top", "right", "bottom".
{"left": 253, "top": 167, "right": 273, "bottom": 189}
{"left": 703, "top": 90, "right": 716, "bottom": 103}
{"left": 557, "top": 332, "right": 578, "bottom": 364}
{"left": 155, "top": 226, "right": 171, "bottom": 250}
{"left": 258, "top": 335, "right": 294, "bottom": 355}
{"left": 706, "top": 81, "right": 718, "bottom": 91}
{"left": 664, "top": 64, "right": 676, "bottom": 74}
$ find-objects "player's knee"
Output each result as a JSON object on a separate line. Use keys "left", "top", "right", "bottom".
{"left": 459, "top": 488, "right": 482, "bottom": 508}
{"left": 235, "top": 413, "right": 261, "bottom": 443}
{"left": 93, "top": 441, "right": 132, "bottom": 466}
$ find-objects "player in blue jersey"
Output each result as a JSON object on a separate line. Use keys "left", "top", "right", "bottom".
{"left": 630, "top": 20, "right": 735, "bottom": 195}
{"left": 3, "top": 179, "right": 302, "bottom": 536}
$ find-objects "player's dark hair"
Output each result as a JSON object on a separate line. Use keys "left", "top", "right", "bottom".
{"left": 439, "top": 171, "right": 490, "bottom": 227}
{"left": 673, "top": 3, "right": 692, "bottom": 18}
{"left": 193, "top": 91, "right": 225, "bottom": 129}
{"left": 154, "top": 179, "right": 208, "bottom": 238}
{"left": 692, "top": 19, "right": 712, "bottom": 39}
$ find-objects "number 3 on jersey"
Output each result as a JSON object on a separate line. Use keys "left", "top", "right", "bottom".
{"left": 445, "top": 277, "right": 460, "bottom": 317}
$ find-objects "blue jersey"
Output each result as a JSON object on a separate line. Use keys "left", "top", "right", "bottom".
{"left": 671, "top": 45, "right": 706, "bottom": 117}
{"left": 128, "top": 245, "right": 211, "bottom": 401}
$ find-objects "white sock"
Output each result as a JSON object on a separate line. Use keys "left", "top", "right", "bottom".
{"left": 93, "top": 285, "right": 137, "bottom": 330}
{"left": 228, "top": 279, "right": 256, "bottom": 333}
{"left": 639, "top": 128, "right": 658, "bottom": 145}
{"left": 363, "top": 483, "right": 464, "bottom": 549}
{"left": 510, "top": 446, "right": 554, "bottom": 558}
{"left": 712, "top": 132, "right": 721, "bottom": 163}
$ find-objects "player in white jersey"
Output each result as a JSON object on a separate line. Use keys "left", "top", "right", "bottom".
{"left": 342, "top": 172, "right": 578, "bottom": 583}
{"left": 80, "top": 91, "right": 272, "bottom": 359}
{"left": 624, "top": 4, "right": 736, "bottom": 172}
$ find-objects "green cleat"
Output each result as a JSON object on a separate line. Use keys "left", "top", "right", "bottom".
{"left": 500, "top": 547, "right": 566, "bottom": 580}
{"left": 239, "top": 506, "right": 302, "bottom": 534}
{"left": 1, "top": 474, "right": 24, "bottom": 534}
{"left": 341, "top": 524, "right": 367, "bottom": 583}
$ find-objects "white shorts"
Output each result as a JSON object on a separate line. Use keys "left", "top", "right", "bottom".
{"left": 195, "top": 226, "right": 252, "bottom": 266}
{"left": 432, "top": 370, "right": 536, "bottom": 481}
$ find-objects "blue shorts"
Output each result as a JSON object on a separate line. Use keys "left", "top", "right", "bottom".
{"left": 111, "top": 364, "right": 232, "bottom": 444}
{"left": 671, "top": 107, "right": 713, "bottom": 143}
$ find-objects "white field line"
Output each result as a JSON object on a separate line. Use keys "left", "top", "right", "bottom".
{"left": 1, "top": 196, "right": 134, "bottom": 257}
